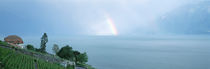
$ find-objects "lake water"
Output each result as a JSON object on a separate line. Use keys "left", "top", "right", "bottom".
{"left": 22, "top": 36, "right": 210, "bottom": 69}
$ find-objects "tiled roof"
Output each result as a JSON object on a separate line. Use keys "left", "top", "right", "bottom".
{"left": 4, "top": 35, "right": 23, "bottom": 44}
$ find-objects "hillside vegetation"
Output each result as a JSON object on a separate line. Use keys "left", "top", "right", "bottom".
{"left": 0, "top": 33, "right": 95, "bottom": 69}
{"left": 0, "top": 41, "right": 72, "bottom": 69}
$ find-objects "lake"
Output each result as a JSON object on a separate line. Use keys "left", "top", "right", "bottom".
{"left": 22, "top": 36, "right": 210, "bottom": 69}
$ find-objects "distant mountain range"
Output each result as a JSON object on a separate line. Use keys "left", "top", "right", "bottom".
{"left": 158, "top": 2, "right": 210, "bottom": 34}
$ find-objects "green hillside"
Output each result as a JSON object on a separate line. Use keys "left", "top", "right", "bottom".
{"left": 0, "top": 46, "right": 68, "bottom": 69}
{"left": 0, "top": 33, "right": 94, "bottom": 69}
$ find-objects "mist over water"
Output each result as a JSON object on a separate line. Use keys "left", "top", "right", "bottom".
{"left": 23, "top": 35, "right": 210, "bottom": 69}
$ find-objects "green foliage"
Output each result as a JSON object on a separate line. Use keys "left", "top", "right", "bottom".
{"left": 73, "top": 50, "right": 88, "bottom": 64}
{"left": 37, "top": 59, "right": 65, "bottom": 69}
{"left": 40, "top": 33, "right": 48, "bottom": 53}
{"left": 86, "top": 64, "right": 96, "bottom": 69}
{"left": 0, "top": 46, "right": 14, "bottom": 61}
{"left": 0, "top": 40, "right": 9, "bottom": 46}
{"left": 35, "top": 48, "right": 41, "bottom": 52}
{"left": 74, "top": 50, "right": 80, "bottom": 64}
{"left": 77, "top": 52, "right": 88, "bottom": 64}
{"left": 52, "top": 44, "right": 59, "bottom": 54}
{"left": 57, "top": 45, "right": 74, "bottom": 60}
{"left": 26, "top": 44, "right": 35, "bottom": 50}
{"left": 66, "top": 65, "right": 74, "bottom": 69}
{"left": 77, "top": 64, "right": 95, "bottom": 69}
{"left": 0, "top": 46, "right": 67, "bottom": 69}
{"left": 57, "top": 45, "right": 88, "bottom": 66}
{"left": 0, "top": 33, "right": 93, "bottom": 69}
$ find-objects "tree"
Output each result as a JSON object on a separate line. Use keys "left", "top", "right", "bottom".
{"left": 73, "top": 51, "right": 80, "bottom": 64}
{"left": 52, "top": 44, "right": 59, "bottom": 54}
{"left": 26, "top": 44, "right": 35, "bottom": 50}
{"left": 76, "top": 52, "right": 88, "bottom": 64}
{"left": 57, "top": 45, "right": 74, "bottom": 60}
{"left": 40, "top": 33, "right": 48, "bottom": 53}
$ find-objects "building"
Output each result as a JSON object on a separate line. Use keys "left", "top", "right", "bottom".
{"left": 4, "top": 35, "right": 24, "bottom": 48}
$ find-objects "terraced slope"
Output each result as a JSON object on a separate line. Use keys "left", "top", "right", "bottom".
{"left": 0, "top": 46, "right": 65, "bottom": 69}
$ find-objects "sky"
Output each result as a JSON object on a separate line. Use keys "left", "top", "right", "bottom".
{"left": 0, "top": 0, "right": 209, "bottom": 37}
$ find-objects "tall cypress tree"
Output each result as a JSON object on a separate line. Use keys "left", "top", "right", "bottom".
{"left": 40, "top": 33, "right": 48, "bottom": 53}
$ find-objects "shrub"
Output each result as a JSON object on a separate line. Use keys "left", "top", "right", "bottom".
{"left": 26, "top": 44, "right": 35, "bottom": 50}
{"left": 0, "top": 41, "right": 8, "bottom": 46}
{"left": 66, "top": 65, "right": 74, "bottom": 69}
{"left": 57, "top": 45, "right": 74, "bottom": 60}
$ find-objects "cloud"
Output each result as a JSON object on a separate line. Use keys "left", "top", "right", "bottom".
{"left": 0, "top": 0, "right": 203, "bottom": 36}
{"left": 41, "top": 0, "right": 196, "bottom": 35}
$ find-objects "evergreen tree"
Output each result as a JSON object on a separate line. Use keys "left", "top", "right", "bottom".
{"left": 40, "top": 33, "right": 48, "bottom": 53}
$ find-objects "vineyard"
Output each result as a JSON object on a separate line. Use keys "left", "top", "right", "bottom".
{"left": 0, "top": 46, "right": 66, "bottom": 69}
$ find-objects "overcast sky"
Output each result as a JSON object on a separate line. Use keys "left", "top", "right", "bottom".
{"left": 0, "top": 0, "right": 209, "bottom": 37}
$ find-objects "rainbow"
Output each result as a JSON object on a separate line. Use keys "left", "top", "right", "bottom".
{"left": 107, "top": 17, "right": 118, "bottom": 35}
